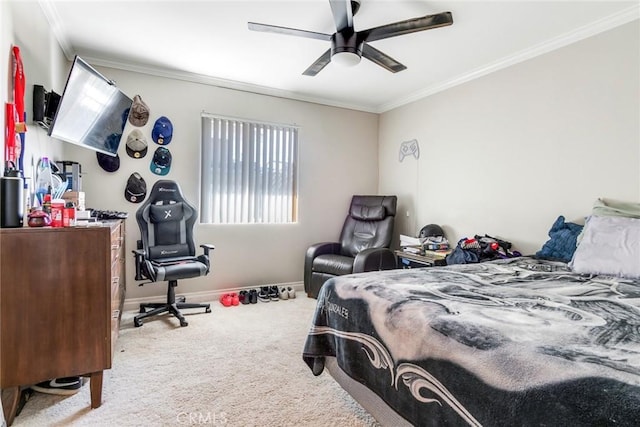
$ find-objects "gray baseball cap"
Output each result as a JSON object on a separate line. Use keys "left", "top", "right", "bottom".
{"left": 126, "top": 129, "right": 148, "bottom": 159}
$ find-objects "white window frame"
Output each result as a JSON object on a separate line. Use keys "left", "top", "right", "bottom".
{"left": 200, "top": 113, "right": 299, "bottom": 224}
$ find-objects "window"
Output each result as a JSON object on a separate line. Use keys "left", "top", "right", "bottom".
{"left": 200, "top": 114, "right": 299, "bottom": 224}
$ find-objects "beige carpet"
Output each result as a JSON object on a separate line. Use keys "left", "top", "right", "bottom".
{"left": 11, "top": 295, "right": 379, "bottom": 426}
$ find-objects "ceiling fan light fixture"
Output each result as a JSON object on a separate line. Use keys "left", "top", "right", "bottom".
{"left": 332, "top": 51, "right": 361, "bottom": 67}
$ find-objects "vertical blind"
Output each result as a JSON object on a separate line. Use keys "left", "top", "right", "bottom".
{"left": 200, "top": 115, "right": 299, "bottom": 224}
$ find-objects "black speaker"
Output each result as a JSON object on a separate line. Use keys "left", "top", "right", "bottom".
{"left": 1, "top": 169, "right": 24, "bottom": 228}
{"left": 33, "top": 84, "right": 45, "bottom": 123}
{"left": 45, "top": 91, "right": 61, "bottom": 120}
{"left": 33, "top": 85, "right": 61, "bottom": 129}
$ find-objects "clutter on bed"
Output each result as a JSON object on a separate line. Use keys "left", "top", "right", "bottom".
{"left": 446, "top": 234, "right": 520, "bottom": 265}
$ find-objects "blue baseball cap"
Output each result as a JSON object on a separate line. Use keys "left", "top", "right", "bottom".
{"left": 151, "top": 116, "right": 173, "bottom": 145}
{"left": 150, "top": 147, "right": 172, "bottom": 176}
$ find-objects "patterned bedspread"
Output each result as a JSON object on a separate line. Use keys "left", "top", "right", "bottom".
{"left": 302, "top": 257, "right": 640, "bottom": 426}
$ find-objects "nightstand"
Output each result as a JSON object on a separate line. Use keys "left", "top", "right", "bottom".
{"left": 394, "top": 249, "right": 450, "bottom": 268}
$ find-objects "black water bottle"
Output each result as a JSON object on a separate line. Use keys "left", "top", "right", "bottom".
{"left": 1, "top": 168, "right": 24, "bottom": 228}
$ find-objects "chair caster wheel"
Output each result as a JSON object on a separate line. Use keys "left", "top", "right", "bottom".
{"left": 205, "top": 307, "right": 211, "bottom": 313}
{"left": 134, "top": 319, "right": 143, "bottom": 327}
{"left": 180, "top": 320, "right": 188, "bottom": 327}
{"left": 139, "top": 307, "right": 146, "bottom": 314}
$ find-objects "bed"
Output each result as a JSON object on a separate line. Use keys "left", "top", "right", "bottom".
{"left": 302, "top": 254, "right": 640, "bottom": 426}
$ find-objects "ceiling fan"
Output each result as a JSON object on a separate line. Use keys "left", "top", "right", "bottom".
{"left": 248, "top": 0, "right": 453, "bottom": 76}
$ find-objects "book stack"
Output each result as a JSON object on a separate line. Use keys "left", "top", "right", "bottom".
{"left": 400, "top": 234, "right": 450, "bottom": 255}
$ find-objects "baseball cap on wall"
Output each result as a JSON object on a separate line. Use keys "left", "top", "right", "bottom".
{"left": 150, "top": 147, "right": 172, "bottom": 176}
{"left": 151, "top": 116, "right": 173, "bottom": 145}
{"left": 128, "top": 95, "right": 150, "bottom": 127}
{"left": 126, "top": 129, "right": 148, "bottom": 159}
{"left": 124, "top": 173, "right": 147, "bottom": 203}
{"left": 96, "top": 133, "right": 121, "bottom": 172}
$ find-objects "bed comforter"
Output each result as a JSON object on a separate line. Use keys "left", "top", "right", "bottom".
{"left": 302, "top": 257, "right": 640, "bottom": 426}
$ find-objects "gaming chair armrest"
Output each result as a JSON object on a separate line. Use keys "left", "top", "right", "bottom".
{"left": 132, "top": 249, "right": 148, "bottom": 281}
{"left": 200, "top": 244, "right": 216, "bottom": 257}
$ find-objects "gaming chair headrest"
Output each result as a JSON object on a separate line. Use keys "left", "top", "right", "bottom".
{"left": 147, "top": 180, "right": 185, "bottom": 203}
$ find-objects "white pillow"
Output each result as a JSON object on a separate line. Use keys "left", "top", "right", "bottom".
{"left": 569, "top": 215, "right": 640, "bottom": 279}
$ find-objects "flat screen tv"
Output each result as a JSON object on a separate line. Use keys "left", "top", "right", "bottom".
{"left": 48, "top": 56, "right": 132, "bottom": 157}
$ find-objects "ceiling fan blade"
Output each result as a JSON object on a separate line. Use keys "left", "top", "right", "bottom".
{"left": 360, "top": 11, "right": 453, "bottom": 43}
{"left": 248, "top": 22, "right": 331, "bottom": 41}
{"left": 329, "top": 0, "right": 353, "bottom": 33}
{"left": 362, "top": 44, "right": 406, "bottom": 73}
{"left": 302, "top": 49, "right": 332, "bottom": 76}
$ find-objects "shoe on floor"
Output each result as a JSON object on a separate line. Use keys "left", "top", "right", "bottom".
{"left": 31, "top": 377, "right": 82, "bottom": 396}
{"left": 220, "top": 293, "right": 233, "bottom": 307}
{"left": 249, "top": 289, "right": 258, "bottom": 304}
{"left": 258, "top": 287, "right": 270, "bottom": 302}
{"left": 230, "top": 292, "right": 240, "bottom": 306}
{"left": 239, "top": 290, "right": 248, "bottom": 304}
{"left": 279, "top": 286, "right": 289, "bottom": 300}
{"left": 268, "top": 286, "right": 280, "bottom": 301}
{"left": 287, "top": 286, "right": 296, "bottom": 299}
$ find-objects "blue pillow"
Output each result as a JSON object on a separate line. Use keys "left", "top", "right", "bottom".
{"left": 536, "top": 216, "right": 583, "bottom": 262}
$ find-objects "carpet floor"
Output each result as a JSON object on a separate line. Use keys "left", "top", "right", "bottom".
{"left": 10, "top": 295, "right": 379, "bottom": 426}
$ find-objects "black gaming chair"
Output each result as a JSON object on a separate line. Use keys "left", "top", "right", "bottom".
{"left": 304, "top": 195, "right": 397, "bottom": 299}
{"left": 132, "top": 180, "right": 215, "bottom": 327}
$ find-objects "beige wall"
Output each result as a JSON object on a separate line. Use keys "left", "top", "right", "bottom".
{"left": 64, "top": 67, "right": 379, "bottom": 300}
{"left": 379, "top": 21, "right": 640, "bottom": 255}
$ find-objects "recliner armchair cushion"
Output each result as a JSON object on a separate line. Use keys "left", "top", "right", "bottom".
{"left": 340, "top": 216, "right": 394, "bottom": 257}
{"left": 350, "top": 204, "right": 386, "bottom": 221}
{"left": 312, "top": 254, "right": 354, "bottom": 276}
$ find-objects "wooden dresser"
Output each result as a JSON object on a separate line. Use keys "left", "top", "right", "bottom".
{"left": 0, "top": 221, "right": 125, "bottom": 425}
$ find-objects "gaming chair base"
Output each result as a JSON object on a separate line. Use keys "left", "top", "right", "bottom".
{"left": 133, "top": 280, "right": 211, "bottom": 327}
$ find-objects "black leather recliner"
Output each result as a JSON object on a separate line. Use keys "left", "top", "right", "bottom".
{"left": 132, "top": 180, "right": 215, "bottom": 327}
{"left": 304, "top": 195, "right": 397, "bottom": 299}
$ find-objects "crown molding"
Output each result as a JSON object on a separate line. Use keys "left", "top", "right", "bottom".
{"left": 378, "top": 4, "right": 640, "bottom": 113}
{"left": 38, "top": 0, "right": 75, "bottom": 61}
{"left": 82, "top": 56, "right": 379, "bottom": 114}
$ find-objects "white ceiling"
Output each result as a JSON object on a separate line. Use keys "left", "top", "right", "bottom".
{"left": 35, "top": 0, "right": 639, "bottom": 113}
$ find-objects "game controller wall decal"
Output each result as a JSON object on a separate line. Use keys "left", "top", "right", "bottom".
{"left": 399, "top": 139, "right": 420, "bottom": 162}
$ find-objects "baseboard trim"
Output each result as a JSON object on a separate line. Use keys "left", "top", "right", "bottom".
{"left": 123, "top": 281, "right": 304, "bottom": 311}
